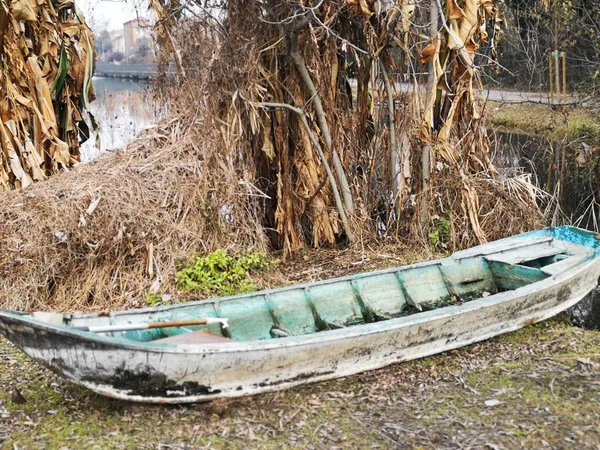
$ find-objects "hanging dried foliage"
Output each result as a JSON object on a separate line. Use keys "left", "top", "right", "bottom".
{"left": 148, "top": 0, "right": 539, "bottom": 253}
{"left": 0, "top": 0, "right": 96, "bottom": 191}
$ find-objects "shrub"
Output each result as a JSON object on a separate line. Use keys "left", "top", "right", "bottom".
{"left": 176, "top": 250, "right": 274, "bottom": 296}
{"left": 108, "top": 52, "right": 124, "bottom": 63}
{"left": 429, "top": 216, "right": 451, "bottom": 249}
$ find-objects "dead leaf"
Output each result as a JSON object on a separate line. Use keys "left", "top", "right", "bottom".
{"left": 448, "top": 0, "right": 465, "bottom": 20}
{"left": 576, "top": 357, "right": 600, "bottom": 369}
{"left": 420, "top": 40, "right": 438, "bottom": 63}
{"left": 86, "top": 197, "right": 101, "bottom": 215}
{"left": 11, "top": 388, "right": 27, "bottom": 404}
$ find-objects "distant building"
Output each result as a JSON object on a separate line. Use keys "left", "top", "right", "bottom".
{"left": 110, "top": 30, "right": 125, "bottom": 54}
{"left": 123, "top": 19, "right": 152, "bottom": 56}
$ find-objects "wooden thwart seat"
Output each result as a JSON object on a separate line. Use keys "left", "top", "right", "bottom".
{"left": 541, "top": 249, "right": 591, "bottom": 276}
{"left": 452, "top": 236, "right": 553, "bottom": 260}
{"left": 485, "top": 242, "right": 568, "bottom": 266}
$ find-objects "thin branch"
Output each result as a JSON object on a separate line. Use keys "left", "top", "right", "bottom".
{"left": 381, "top": 61, "right": 400, "bottom": 216}
{"left": 258, "top": 102, "right": 355, "bottom": 243}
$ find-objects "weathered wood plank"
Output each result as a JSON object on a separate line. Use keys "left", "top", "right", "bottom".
{"left": 440, "top": 257, "right": 497, "bottom": 298}
{"left": 541, "top": 250, "right": 590, "bottom": 276}
{"left": 354, "top": 273, "right": 407, "bottom": 318}
{"left": 267, "top": 290, "right": 319, "bottom": 336}
{"left": 452, "top": 235, "right": 553, "bottom": 260}
{"left": 309, "top": 283, "right": 363, "bottom": 327}
{"left": 401, "top": 265, "right": 450, "bottom": 309}
{"left": 485, "top": 242, "right": 568, "bottom": 265}
{"left": 217, "top": 297, "right": 274, "bottom": 341}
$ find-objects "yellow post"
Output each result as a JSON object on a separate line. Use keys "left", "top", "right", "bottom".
{"left": 554, "top": 50, "right": 561, "bottom": 100}
{"left": 548, "top": 54, "right": 554, "bottom": 105}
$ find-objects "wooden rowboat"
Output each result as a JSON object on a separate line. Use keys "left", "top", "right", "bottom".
{"left": 1, "top": 226, "right": 600, "bottom": 404}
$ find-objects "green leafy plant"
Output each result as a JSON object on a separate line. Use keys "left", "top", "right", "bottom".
{"left": 146, "top": 292, "right": 164, "bottom": 306}
{"left": 176, "top": 249, "right": 274, "bottom": 296}
{"left": 429, "top": 216, "right": 451, "bottom": 249}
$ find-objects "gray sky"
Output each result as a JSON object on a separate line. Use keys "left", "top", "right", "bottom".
{"left": 78, "top": 0, "right": 150, "bottom": 31}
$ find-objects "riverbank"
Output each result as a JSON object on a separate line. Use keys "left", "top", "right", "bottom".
{"left": 489, "top": 101, "right": 600, "bottom": 144}
{"left": 2, "top": 316, "right": 599, "bottom": 448}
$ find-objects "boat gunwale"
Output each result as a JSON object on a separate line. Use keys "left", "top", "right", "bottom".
{"left": 67, "top": 226, "right": 597, "bottom": 323}
{"left": 1, "top": 252, "right": 597, "bottom": 355}
{"left": 65, "top": 230, "right": 562, "bottom": 322}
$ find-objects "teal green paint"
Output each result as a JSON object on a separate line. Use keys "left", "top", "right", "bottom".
{"left": 488, "top": 261, "right": 549, "bottom": 291}
{"left": 268, "top": 289, "right": 318, "bottom": 335}
{"left": 349, "top": 280, "right": 375, "bottom": 323}
{"left": 309, "top": 282, "right": 363, "bottom": 327}
{"left": 444, "top": 257, "right": 498, "bottom": 298}
{"left": 401, "top": 265, "right": 450, "bottom": 309}
{"left": 548, "top": 226, "right": 600, "bottom": 251}
{"left": 218, "top": 296, "right": 274, "bottom": 341}
{"left": 354, "top": 273, "right": 406, "bottom": 319}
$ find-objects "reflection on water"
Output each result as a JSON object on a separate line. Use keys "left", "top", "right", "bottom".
{"left": 94, "top": 77, "right": 147, "bottom": 95}
{"left": 491, "top": 130, "right": 549, "bottom": 179}
{"left": 80, "top": 77, "right": 158, "bottom": 162}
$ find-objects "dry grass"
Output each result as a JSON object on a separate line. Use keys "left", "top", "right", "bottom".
{"left": 0, "top": 114, "right": 267, "bottom": 312}
{"left": 0, "top": 97, "right": 544, "bottom": 314}
{"left": 415, "top": 169, "right": 545, "bottom": 249}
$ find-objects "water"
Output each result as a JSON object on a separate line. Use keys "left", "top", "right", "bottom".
{"left": 80, "top": 77, "right": 158, "bottom": 162}
{"left": 494, "top": 130, "right": 600, "bottom": 329}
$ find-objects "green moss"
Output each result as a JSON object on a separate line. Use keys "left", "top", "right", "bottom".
{"left": 567, "top": 120, "right": 600, "bottom": 139}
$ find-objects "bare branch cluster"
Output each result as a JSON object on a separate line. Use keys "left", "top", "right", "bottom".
{"left": 149, "top": 0, "right": 541, "bottom": 252}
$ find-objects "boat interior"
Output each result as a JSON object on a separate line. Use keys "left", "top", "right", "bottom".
{"left": 64, "top": 233, "right": 591, "bottom": 345}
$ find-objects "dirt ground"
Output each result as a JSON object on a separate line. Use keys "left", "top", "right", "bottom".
{"left": 1, "top": 318, "right": 599, "bottom": 449}
{"left": 1, "top": 244, "right": 600, "bottom": 449}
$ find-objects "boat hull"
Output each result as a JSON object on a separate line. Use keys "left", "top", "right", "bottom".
{"left": 1, "top": 257, "right": 599, "bottom": 403}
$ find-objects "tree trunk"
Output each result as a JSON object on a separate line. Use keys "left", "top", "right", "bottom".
{"left": 421, "top": 0, "right": 439, "bottom": 225}
{"left": 381, "top": 61, "right": 400, "bottom": 216}
{"left": 289, "top": 33, "right": 355, "bottom": 215}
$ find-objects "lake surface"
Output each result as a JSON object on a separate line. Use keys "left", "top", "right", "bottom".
{"left": 80, "top": 77, "right": 158, "bottom": 162}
